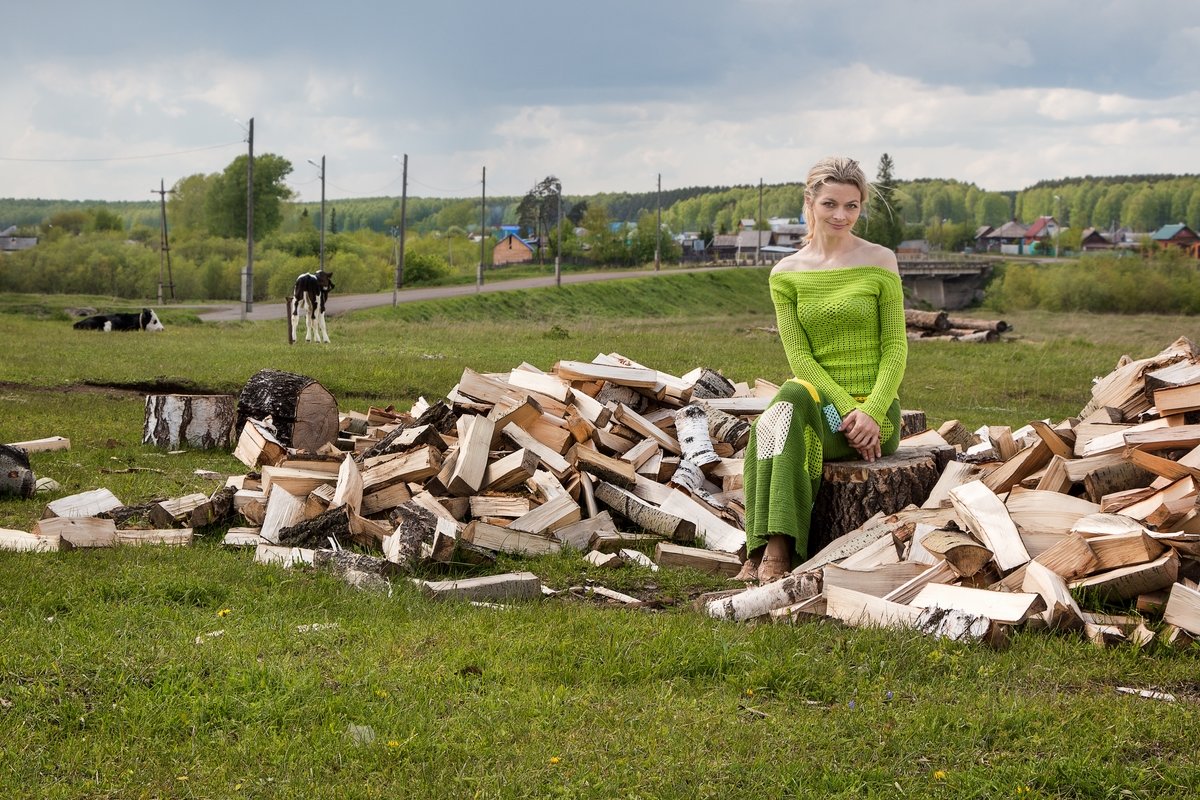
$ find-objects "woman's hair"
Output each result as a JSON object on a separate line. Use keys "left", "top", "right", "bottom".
{"left": 803, "top": 156, "right": 872, "bottom": 241}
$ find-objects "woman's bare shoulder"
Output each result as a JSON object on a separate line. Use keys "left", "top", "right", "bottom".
{"left": 857, "top": 241, "right": 899, "bottom": 274}
{"left": 770, "top": 251, "right": 812, "bottom": 275}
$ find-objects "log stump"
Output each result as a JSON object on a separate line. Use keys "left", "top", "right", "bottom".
{"left": 0, "top": 444, "right": 36, "bottom": 498}
{"left": 143, "top": 394, "right": 237, "bottom": 449}
{"left": 809, "top": 443, "right": 955, "bottom": 554}
{"left": 236, "top": 369, "right": 339, "bottom": 453}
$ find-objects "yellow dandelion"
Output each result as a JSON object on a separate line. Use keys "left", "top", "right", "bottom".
{"left": 933, "top": 770, "right": 946, "bottom": 781}
{"left": 375, "top": 689, "right": 389, "bottom": 699}
{"left": 745, "top": 688, "right": 754, "bottom": 697}
{"left": 177, "top": 775, "right": 189, "bottom": 781}
{"left": 387, "top": 740, "right": 401, "bottom": 748}
{"left": 550, "top": 756, "right": 561, "bottom": 765}
{"left": 217, "top": 608, "right": 231, "bottom": 617}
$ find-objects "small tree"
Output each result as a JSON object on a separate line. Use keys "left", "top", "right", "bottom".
{"left": 862, "top": 153, "right": 905, "bottom": 250}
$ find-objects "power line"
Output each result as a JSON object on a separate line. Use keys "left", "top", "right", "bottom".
{"left": 0, "top": 141, "right": 243, "bottom": 163}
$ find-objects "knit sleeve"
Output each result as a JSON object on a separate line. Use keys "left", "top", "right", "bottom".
{"left": 858, "top": 272, "right": 908, "bottom": 428}
{"left": 771, "top": 278, "right": 859, "bottom": 415}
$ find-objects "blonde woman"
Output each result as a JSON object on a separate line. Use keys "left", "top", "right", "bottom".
{"left": 739, "top": 156, "right": 908, "bottom": 583}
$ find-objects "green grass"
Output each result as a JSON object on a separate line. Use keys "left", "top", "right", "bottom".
{"left": 2, "top": 273, "right": 1200, "bottom": 798}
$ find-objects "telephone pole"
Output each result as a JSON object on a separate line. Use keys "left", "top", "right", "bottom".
{"left": 307, "top": 155, "right": 326, "bottom": 271}
{"left": 392, "top": 154, "right": 408, "bottom": 306}
{"left": 655, "top": 173, "right": 662, "bottom": 272}
{"left": 151, "top": 178, "right": 176, "bottom": 303}
{"left": 478, "top": 166, "right": 486, "bottom": 290}
{"left": 555, "top": 179, "right": 563, "bottom": 288}
{"left": 242, "top": 117, "right": 254, "bottom": 319}
{"left": 756, "top": 177, "right": 764, "bottom": 266}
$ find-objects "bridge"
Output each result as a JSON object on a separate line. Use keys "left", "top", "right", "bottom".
{"left": 897, "top": 255, "right": 997, "bottom": 309}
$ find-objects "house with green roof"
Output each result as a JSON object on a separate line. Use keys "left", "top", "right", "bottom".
{"left": 1150, "top": 223, "right": 1199, "bottom": 258}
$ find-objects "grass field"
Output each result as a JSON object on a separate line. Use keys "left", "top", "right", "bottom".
{"left": 2, "top": 270, "right": 1199, "bottom": 798}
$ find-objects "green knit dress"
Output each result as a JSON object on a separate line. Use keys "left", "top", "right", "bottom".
{"left": 743, "top": 266, "right": 908, "bottom": 558}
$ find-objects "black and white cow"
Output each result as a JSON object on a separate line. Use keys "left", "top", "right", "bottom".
{"left": 290, "top": 269, "right": 335, "bottom": 344}
{"left": 73, "top": 308, "right": 165, "bottom": 332}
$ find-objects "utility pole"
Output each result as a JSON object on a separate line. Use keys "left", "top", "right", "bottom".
{"left": 392, "top": 153, "right": 408, "bottom": 306}
{"left": 151, "top": 178, "right": 177, "bottom": 304}
{"left": 478, "top": 166, "right": 486, "bottom": 290}
{"left": 655, "top": 172, "right": 661, "bottom": 272}
{"left": 555, "top": 179, "right": 563, "bottom": 288}
{"left": 756, "top": 177, "right": 763, "bottom": 266}
{"left": 309, "top": 155, "right": 326, "bottom": 271}
{"left": 242, "top": 117, "right": 254, "bottom": 319}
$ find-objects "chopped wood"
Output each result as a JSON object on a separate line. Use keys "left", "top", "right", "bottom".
{"left": 823, "top": 584, "right": 923, "bottom": 630}
{"left": 482, "top": 448, "right": 540, "bottom": 492}
{"left": 508, "top": 492, "right": 582, "bottom": 536}
{"left": 223, "top": 527, "right": 267, "bottom": 547}
{"left": 822, "top": 562, "right": 931, "bottom": 596}
{"left": 0, "top": 528, "right": 59, "bottom": 552}
{"left": 43, "top": 488, "right": 123, "bottom": 519}
{"left": 148, "top": 492, "right": 208, "bottom": 529}
{"left": 32, "top": 516, "right": 116, "bottom": 548}
{"left": 654, "top": 541, "right": 743, "bottom": 576}
{"left": 948, "top": 480, "right": 1031, "bottom": 572}
{"left": 593, "top": 481, "right": 696, "bottom": 542}
{"left": 981, "top": 438, "right": 1052, "bottom": 494}
{"left": 116, "top": 529, "right": 193, "bottom": 547}
{"left": 554, "top": 511, "right": 619, "bottom": 551}
{"left": 881, "top": 560, "right": 958, "bottom": 604}
{"left": 922, "top": 461, "right": 980, "bottom": 509}
{"left": 1084, "top": 531, "right": 1167, "bottom": 571}
{"left": 674, "top": 404, "right": 720, "bottom": 468}
{"left": 706, "top": 572, "right": 822, "bottom": 622}
{"left": 554, "top": 360, "right": 659, "bottom": 388}
{"left": 919, "top": 527, "right": 993, "bottom": 577}
{"left": 584, "top": 550, "right": 623, "bottom": 568}
{"left": 254, "top": 543, "right": 315, "bottom": 567}
{"left": 4, "top": 435, "right": 71, "bottom": 453}
{"left": 462, "top": 520, "right": 562, "bottom": 556}
{"left": 909, "top": 583, "right": 1045, "bottom": 625}
{"left": 1021, "top": 560, "right": 1084, "bottom": 630}
{"left": 1162, "top": 582, "right": 1200, "bottom": 636}
{"left": 570, "top": 444, "right": 636, "bottom": 489}
{"left": 1005, "top": 488, "right": 1100, "bottom": 536}
{"left": 1069, "top": 550, "right": 1180, "bottom": 601}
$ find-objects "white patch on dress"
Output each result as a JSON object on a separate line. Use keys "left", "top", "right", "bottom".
{"left": 756, "top": 401, "right": 794, "bottom": 460}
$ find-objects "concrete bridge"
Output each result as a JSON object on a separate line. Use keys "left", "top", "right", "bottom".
{"left": 898, "top": 256, "right": 997, "bottom": 309}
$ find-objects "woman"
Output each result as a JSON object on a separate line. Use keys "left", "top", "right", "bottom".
{"left": 738, "top": 156, "right": 908, "bottom": 583}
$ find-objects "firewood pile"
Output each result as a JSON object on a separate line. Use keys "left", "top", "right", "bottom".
{"left": 4, "top": 336, "right": 1200, "bottom": 648}
{"left": 904, "top": 309, "right": 1010, "bottom": 342}
{"left": 705, "top": 335, "right": 1200, "bottom": 647}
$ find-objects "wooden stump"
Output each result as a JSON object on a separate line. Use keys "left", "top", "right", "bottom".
{"left": 143, "top": 394, "right": 237, "bottom": 449}
{"left": 236, "top": 369, "right": 339, "bottom": 453}
{"left": 809, "top": 444, "right": 954, "bottom": 554}
{"left": 900, "top": 409, "right": 928, "bottom": 439}
{"left": 0, "top": 444, "right": 35, "bottom": 498}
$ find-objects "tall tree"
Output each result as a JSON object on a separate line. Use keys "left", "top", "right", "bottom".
{"left": 204, "top": 153, "right": 294, "bottom": 240}
{"left": 516, "top": 175, "right": 562, "bottom": 264}
{"left": 862, "top": 153, "right": 905, "bottom": 249}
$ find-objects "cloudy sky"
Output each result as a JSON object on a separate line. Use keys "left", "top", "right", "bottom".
{"left": 2, "top": 0, "right": 1197, "bottom": 203}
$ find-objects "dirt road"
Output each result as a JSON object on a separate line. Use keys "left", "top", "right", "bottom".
{"left": 198, "top": 266, "right": 734, "bottom": 323}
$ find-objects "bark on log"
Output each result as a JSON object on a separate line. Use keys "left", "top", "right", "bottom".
{"left": 674, "top": 404, "right": 720, "bottom": 467}
{"left": 904, "top": 309, "right": 950, "bottom": 331}
{"left": 359, "top": 401, "right": 455, "bottom": 461}
{"left": 276, "top": 506, "right": 352, "bottom": 549}
{"left": 0, "top": 444, "right": 35, "bottom": 498}
{"left": 689, "top": 368, "right": 737, "bottom": 399}
{"left": 704, "top": 406, "right": 750, "bottom": 450}
{"left": 142, "top": 394, "right": 237, "bottom": 449}
{"left": 236, "top": 369, "right": 339, "bottom": 453}
{"left": 946, "top": 316, "right": 1009, "bottom": 333}
{"left": 809, "top": 445, "right": 952, "bottom": 554}
{"left": 900, "top": 409, "right": 927, "bottom": 438}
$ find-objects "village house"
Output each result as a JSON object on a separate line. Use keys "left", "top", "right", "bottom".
{"left": 975, "top": 219, "right": 1029, "bottom": 254}
{"left": 1022, "top": 215, "right": 1061, "bottom": 255}
{"left": 1150, "top": 223, "right": 1200, "bottom": 258}
{"left": 492, "top": 233, "right": 536, "bottom": 266}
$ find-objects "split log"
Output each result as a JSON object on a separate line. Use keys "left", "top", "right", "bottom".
{"left": 920, "top": 527, "right": 993, "bottom": 577}
{"left": 461, "top": 520, "right": 561, "bottom": 556}
{"left": 809, "top": 445, "right": 951, "bottom": 550}
{"left": 910, "top": 583, "right": 1045, "bottom": 625}
{"left": 654, "top": 542, "right": 743, "bottom": 576}
{"left": 948, "top": 480, "right": 1031, "bottom": 572}
{"left": 0, "top": 444, "right": 35, "bottom": 498}
{"left": 43, "top": 488, "right": 123, "bottom": 519}
{"left": 277, "top": 505, "right": 355, "bottom": 549}
{"left": 232, "top": 418, "right": 287, "bottom": 469}
{"left": 419, "top": 571, "right": 543, "bottom": 603}
{"left": 142, "top": 394, "right": 237, "bottom": 449}
{"left": 148, "top": 492, "right": 208, "bottom": 529}
{"left": 236, "top": 369, "right": 339, "bottom": 453}
{"left": 3, "top": 436, "right": 70, "bottom": 453}
{"left": 32, "top": 516, "right": 116, "bottom": 548}
{"left": 1163, "top": 582, "right": 1200, "bottom": 636}
{"left": 704, "top": 405, "right": 750, "bottom": 450}
{"left": 688, "top": 368, "right": 737, "bottom": 399}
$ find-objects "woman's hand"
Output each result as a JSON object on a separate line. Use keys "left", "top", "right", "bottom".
{"left": 840, "top": 408, "right": 882, "bottom": 462}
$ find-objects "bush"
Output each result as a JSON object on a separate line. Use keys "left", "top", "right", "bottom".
{"left": 984, "top": 253, "right": 1200, "bottom": 314}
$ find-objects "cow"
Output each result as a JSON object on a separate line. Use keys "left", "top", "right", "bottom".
{"left": 290, "top": 269, "right": 335, "bottom": 344}
{"left": 73, "top": 308, "right": 165, "bottom": 332}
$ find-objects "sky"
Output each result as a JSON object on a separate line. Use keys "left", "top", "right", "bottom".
{"left": 2, "top": 0, "right": 1198, "bottom": 204}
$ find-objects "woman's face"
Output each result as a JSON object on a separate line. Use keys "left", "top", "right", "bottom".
{"left": 807, "top": 182, "right": 863, "bottom": 237}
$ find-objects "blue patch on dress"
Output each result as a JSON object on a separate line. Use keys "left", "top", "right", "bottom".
{"left": 822, "top": 403, "right": 842, "bottom": 432}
